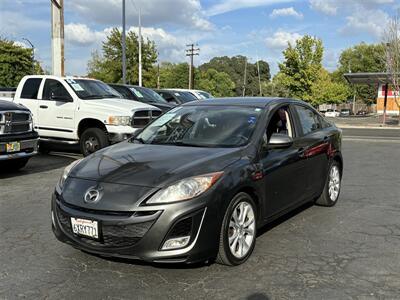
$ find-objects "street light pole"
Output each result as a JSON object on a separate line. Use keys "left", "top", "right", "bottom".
{"left": 138, "top": 6, "right": 142, "bottom": 87}
{"left": 122, "top": 0, "right": 127, "bottom": 84}
{"left": 22, "top": 38, "right": 35, "bottom": 74}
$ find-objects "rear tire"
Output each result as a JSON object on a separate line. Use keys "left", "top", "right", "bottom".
{"left": 80, "top": 127, "right": 109, "bottom": 157}
{"left": 315, "top": 160, "right": 341, "bottom": 207}
{"left": 216, "top": 193, "right": 257, "bottom": 266}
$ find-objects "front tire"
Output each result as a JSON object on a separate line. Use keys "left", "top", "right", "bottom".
{"left": 315, "top": 160, "right": 342, "bottom": 207}
{"left": 80, "top": 127, "right": 109, "bottom": 157}
{"left": 216, "top": 193, "right": 257, "bottom": 266}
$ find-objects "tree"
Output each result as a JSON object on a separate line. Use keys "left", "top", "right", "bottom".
{"left": 87, "top": 28, "right": 158, "bottom": 86}
{"left": 199, "top": 55, "right": 271, "bottom": 96}
{"left": 278, "top": 35, "right": 324, "bottom": 101}
{"left": 309, "top": 69, "right": 351, "bottom": 105}
{"left": 383, "top": 11, "right": 400, "bottom": 113}
{"left": 196, "top": 68, "right": 236, "bottom": 97}
{"left": 0, "top": 38, "right": 44, "bottom": 87}
{"left": 158, "top": 62, "right": 190, "bottom": 89}
{"left": 334, "top": 42, "right": 385, "bottom": 104}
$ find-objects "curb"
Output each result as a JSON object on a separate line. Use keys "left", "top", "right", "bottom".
{"left": 336, "top": 125, "right": 400, "bottom": 130}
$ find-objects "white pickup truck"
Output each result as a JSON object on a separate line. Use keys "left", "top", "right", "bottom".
{"left": 9, "top": 75, "right": 161, "bottom": 156}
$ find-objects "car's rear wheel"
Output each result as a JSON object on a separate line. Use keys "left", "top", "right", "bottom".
{"left": 315, "top": 160, "right": 341, "bottom": 207}
{"left": 216, "top": 193, "right": 257, "bottom": 266}
{"left": 80, "top": 128, "right": 109, "bottom": 157}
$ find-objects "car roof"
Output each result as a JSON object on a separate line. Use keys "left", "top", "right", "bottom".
{"left": 181, "top": 97, "right": 306, "bottom": 108}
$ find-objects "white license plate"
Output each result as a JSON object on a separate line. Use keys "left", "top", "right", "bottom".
{"left": 71, "top": 217, "right": 99, "bottom": 239}
{"left": 6, "top": 141, "right": 20, "bottom": 153}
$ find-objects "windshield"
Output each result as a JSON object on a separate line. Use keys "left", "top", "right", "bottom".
{"left": 134, "top": 106, "right": 262, "bottom": 148}
{"left": 172, "top": 91, "right": 197, "bottom": 103}
{"left": 198, "top": 91, "right": 212, "bottom": 99}
{"left": 65, "top": 79, "right": 121, "bottom": 99}
{"left": 132, "top": 87, "right": 168, "bottom": 103}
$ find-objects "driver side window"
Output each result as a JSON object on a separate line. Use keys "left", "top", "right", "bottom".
{"left": 43, "top": 79, "right": 72, "bottom": 101}
{"left": 265, "top": 106, "right": 293, "bottom": 141}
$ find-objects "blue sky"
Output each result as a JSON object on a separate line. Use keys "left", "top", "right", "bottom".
{"left": 1, "top": 0, "right": 398, "bottom": 76}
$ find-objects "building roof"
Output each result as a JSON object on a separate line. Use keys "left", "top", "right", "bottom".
{"left": 343, "top": 72, "right": 395, "bottom": 85}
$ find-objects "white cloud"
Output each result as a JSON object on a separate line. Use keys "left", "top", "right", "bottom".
{"left": 206, "top": 0, "right": 293, "bottom": 16}
{"left": 309, "top": 0, "right": 338, "bottom": 15}
{"left": 65, "top": 23, "right": 110, "bottom": 46}
{"left": 269, "top": 7, "right": 303, "bottom": 19}
{"left": 340, "top": 8, "right": 389, "bottom": 38}
{"left": 265, "top": 30, "right": 302, "bottom": 49}
{"left": 68, "top": 0, "right": 213, "bottom": 31}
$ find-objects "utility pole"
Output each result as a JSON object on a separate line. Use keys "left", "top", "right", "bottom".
{"left": 122, "top": 0, "right": 126, "bottom": 84}
{"left": 51, "top": 0, "right": 64, "bottom": 76}
{"left": 138, "top": 6, "right": 142, "bottom": 87}
{"left": 22, "top": 38, "right": 35, "bottom": 74}
{"left": 186, "top": 44, "right": 200, "bottom": 89}
{"left": 256, "top": 59, "right": 262, "bottom": 96}
{"left": 242, "top": 57, "right": 247, "bottom": 96}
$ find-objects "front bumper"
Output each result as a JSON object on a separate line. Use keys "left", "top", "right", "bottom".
{"left": 0, "top": 132, "right": 39, "bottom": 161}
{"left": 51, "top": 191, "right": 221, "bottom": 264}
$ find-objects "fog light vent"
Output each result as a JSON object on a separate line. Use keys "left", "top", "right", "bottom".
{"left": 162, "top": 236, "right": 190, "bottom": 250}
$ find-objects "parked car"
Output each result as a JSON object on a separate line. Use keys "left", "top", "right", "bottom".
{"left": 108, "top": 84, "right": 176, "bottom": 112}
{"left": 356, "top": 110, "right": 368, "bottom": 116}
{"left": 0, "top": 100, "right": 39, "bottom": 169}
{"left": 10, "top": 75, "right": 161, "bottom": 156}
{"left": 165, "top": 88, "right": 213, "bottom": 100}
{"left": 52, "top": 97, "right": 343, "bottom": 266}
{"left": 339, "top": 109, "right": 352, "bottom": 117}
{"left": 325, "top": 109, "right": 340, "bottom": 117}
{"left": 155, "top": 89, "right": 198, "bottom": 104}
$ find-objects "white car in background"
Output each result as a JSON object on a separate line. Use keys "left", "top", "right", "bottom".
{"left": 165, "top": 88, "right": 213, "bottom": 100}
{"left": 325, "top": 109, "right": 340, "bottom": 117}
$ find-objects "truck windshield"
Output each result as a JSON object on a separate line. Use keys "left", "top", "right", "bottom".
{"left": 133, "top": 106, "right": 262, "bottom": 148}
{"left": 65, "top": 79, "right": 121, "bottom": 99}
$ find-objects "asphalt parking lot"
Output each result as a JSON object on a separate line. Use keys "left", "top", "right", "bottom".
{"left": 1, "top": 128, "right": 399, "bottom": 299}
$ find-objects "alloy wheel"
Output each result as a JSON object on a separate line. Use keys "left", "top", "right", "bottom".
{"left": 328, "top": 165, "right": 340, "bottom": 202}
{"left": 228, "top": 201, "right": 256, "bottom": 259}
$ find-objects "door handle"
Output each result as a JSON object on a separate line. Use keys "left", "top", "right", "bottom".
{"left": 323, "top": 136, "right": 329, "bottom": 142}
{"left": 40, "top": 105, "right": 48, "bottom": 109}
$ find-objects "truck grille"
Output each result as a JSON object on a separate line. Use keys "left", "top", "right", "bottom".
{"left": 131, "top": 110, "right": 162, "bottom": 128}
{"left": 0, "top": 111, "right": 31, "bottom": 134}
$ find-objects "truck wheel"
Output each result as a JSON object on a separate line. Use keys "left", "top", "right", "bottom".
{"left": 80, "top": 128, "right": 109, "bottom": 156}
{"left": 8, "top": 158, "right": 29, "bottom": 170}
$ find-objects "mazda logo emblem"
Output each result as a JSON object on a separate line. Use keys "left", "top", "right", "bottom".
{"left": 84, "top": 187, "right": 102, "bottom": 203}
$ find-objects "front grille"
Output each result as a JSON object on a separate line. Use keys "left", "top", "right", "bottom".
{"left": 131, "top": 110, "right": 162, "bottom": 128}
{"left": 0, "top": 111, "right": 31, "bottom": 134}
{"left": 56, "top": 204, "right": 155, "bottom": 248}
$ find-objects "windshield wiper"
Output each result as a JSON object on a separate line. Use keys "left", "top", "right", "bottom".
{"left": 131, "top": 137, "right": 146, "bottom": 144}
{"left": 80, "top": 94, "right": 106, "bottom": 99}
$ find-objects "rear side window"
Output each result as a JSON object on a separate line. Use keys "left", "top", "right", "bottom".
{"left": 294, "top": 105, "right": 321, "bottom": 136}
{"left": 112, "top": 85, "right": 132, "bottom": 99}
{"left": 21, "top": 78, "right": 42, "bottom": 99}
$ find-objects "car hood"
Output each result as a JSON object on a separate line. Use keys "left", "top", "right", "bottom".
{"left": 149, "top": 102, "right": 175, "bottom": 112}
{"left": 80, "top": 98, "right": 159, "bottom": 114}
{"left": 70, "top": 141, "right": 242, "bottom": 188}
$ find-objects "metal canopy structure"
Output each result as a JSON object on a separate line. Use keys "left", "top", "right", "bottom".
{"left": 343, "top": 72, "right": 393, "bottom": 85}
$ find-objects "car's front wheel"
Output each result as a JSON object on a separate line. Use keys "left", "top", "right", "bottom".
{"left": 316, "top": 160, "right": 342, "bottom": 206}
{"left": 216, "top": 193, "right": 257, "bottom": 266}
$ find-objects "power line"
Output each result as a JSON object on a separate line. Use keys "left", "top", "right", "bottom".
{"left": 186, "top": 44, "right": 199, "bottom": 89}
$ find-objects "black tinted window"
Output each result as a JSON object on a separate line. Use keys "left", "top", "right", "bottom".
{"left": 43, "top": 79, "right": 72, "bottom": 101}
{"left": 21, "top": 78, "right": 42, "bottom": 99}
{"left": 294, "top": 105, "right": 321, "bottom": 135}
{"left": 111, "top": 85, "right": 132, "bottom": 99}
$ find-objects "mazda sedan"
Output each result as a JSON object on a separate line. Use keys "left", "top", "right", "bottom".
{"left": 52, "top": 98, "right": 343, "bottom": 266}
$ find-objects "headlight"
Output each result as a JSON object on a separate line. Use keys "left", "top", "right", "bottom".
{"left": 107, "top": 116, "right": 131, "bottom": 126}
{"left": 146, "top": 172, "right": 224, "bottom": 204}
{"left": 57, "top": 158, "right": 83, "bottom": 190}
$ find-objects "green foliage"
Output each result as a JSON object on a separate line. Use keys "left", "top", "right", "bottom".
{"left": 0, "top": 38, "right": 43, "bottom": 87}
{"left": 335, "top": 42, "right": 385, "bottom": 104}
{"left": 159, "top": 62, "right": 190, "bottom": 89}
{"left": 278, "top": 35, "right": 324, "bottom": 101}
{"left": 308, "top": 69, "right": 351, "bottom": 105}
{"left": 196, "top": 68, "right": 235, "bottom": 97}
{"left": 87, "top": 28, "right": 158, "bottom": 86}
{"left": 199, "top": 55, "right": 271, "bottom": 96}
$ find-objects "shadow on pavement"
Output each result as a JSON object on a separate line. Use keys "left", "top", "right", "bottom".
{"left": 0, "top": 152, "right": 79, "bottom": 179}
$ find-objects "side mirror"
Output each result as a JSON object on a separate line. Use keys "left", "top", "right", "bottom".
{"left": 268, "top": 133, "right": 293, "bottom": 149}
